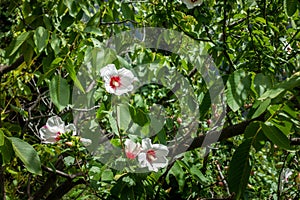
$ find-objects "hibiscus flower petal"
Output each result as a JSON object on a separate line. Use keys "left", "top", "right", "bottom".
{"left": 100, "top": 64, "right": 118, "bottom": 77}
{"left": 114, "top": 87, "right": 131, "bottom": 95}
{"left": 153, "top": 144, "right": 169, "bottom": 156}
{"left": 137, "top": 152, "right": 148, "bottom": 168}
{"left": 182, "top": 0, "right": 203, "bottom": 9}
{"left": 39, "top": 126, "right": 57, "bottom": 144}
{"left": 141, "top": 138, "right": 153, "bottom": 150}
{"left": 46, "top": 116, "right": 65, "bottom": 133}
{"left": 65, "top": 124, "right": 77, "bottom": 135}
{"left": 118, "top": 68, "right": 135, "bottom": 79}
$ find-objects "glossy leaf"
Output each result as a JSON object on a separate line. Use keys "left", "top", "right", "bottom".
{"left": 260, "top": 122, "right": 291, "bottom": 150}
{"left": 64, "top": 59, "right": 85, "bottom": 93}
{"left": 253, "top": 73, "right": 272, "bottom": 97}
{"left": 34, "top": 26, "right": 49, "bottom": 53}
{"left": 284, "top": 0, "right": 299, "bottom": 16}
{"left": 226, "top": 69, "right": 251, "bottom": 112}
{"left": 6, "top": 32, "right": 31, "bottom": 56}
{"left": 251, "top": 98, "right": 271, "bottom": 119}
{"left": 9, "top": 137, "right": 42, "bottom": 175}
{"left": 50, "top": 32, "right": 61, "bottom": 55}
{"left": 259, "top": 72, "right": 300, "bottom": 100}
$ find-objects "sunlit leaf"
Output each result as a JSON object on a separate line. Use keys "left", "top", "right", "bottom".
{"left": 34, "top": 26, "right": 49, "bottom": 53}
{"left": 6, "top": 32, "right": 32, "bottom": 56}
{"left": 260, "top": 122, "right": 291, "bottom": 150}
{"left": 226, "top": 69, "right": 251, "bottom": 112}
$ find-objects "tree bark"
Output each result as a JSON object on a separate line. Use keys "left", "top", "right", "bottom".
{"left": 0, "top": 55, "right": 24, "bottom": 76}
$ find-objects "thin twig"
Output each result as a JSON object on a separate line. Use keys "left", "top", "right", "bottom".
{"left": 100, "top": 19, "right": 138, "bottom": 25}
{"left": 277, "top": 151, "right": 290, "bottom": 198}
{"left": 215, "top": 160, "right": 230, "bottom": 195}
{"left": 42, "top": 165, "right": 84, "bottom": 180}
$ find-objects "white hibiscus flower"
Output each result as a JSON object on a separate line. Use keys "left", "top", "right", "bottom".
{"left": 39, "top": 116, "right": 92, "bottom": 146}
{"left": 125, "top": 139, "right": 141, "bottom": 160}
{"left": 137, "top": 138, "right": 169, "bottom": 172}
{"left": 39, "top": 116, "right": 76, "bottom": 144}
{"left": 182, "top": 0, "right": 203, "bottom": 9}
{"left": 100, "top": 64, "right": 138, "bottom": 95}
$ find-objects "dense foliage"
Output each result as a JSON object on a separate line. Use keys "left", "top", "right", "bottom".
{"left": 0, "top": 0, "right": 300, "bottom": 199}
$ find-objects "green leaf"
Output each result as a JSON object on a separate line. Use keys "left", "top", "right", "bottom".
{"left": 228, "top": 139, "right": 252, "bottom": 199}
{"left": 260, "top": 122, "right": 291, "bottom": 150}
{"left": 132, "top": 108, "right": 149, "bottom": 127}
{"left": 101, "top": 169, "right": 114, "bottom": 181}
{"left": 61, "top": 14, "right": 74, "bottom": 30}
{"left": 121, "top": 3, "right": 134, "bottom": 20}
{"left": 190, "top": 165, "right": 208, "bottom": 184}
{"left": 226, "top": 69, "right": 251, "bottom": 112}
{"left": 34, "top": 26, "right": 49, "bottom": 53}
{"left": 50, "top": 32, "right": 61, "bottom": 55}
{"left": 49, "top": 75, "right": 70, "bottom": 111}
{"left": 63, "top": 0, "right": 80, "bottom": 17}
{"left": 9, "top": 137, "right": 42, "bottom": 175}
{"left": 271, "top": 119, "right": 292, "bottom": 136}
{"left": 284, "top": 0, "right": 299, "bottom": 17}
{"left": 255, "top": 17, "right": 266, "bottom": 24}
{"left": 22, "top": 41, "right": 34, "bottom": 66}
{"left": 253, "top": 73, "right": 272, "bottom": 97}
{"left": 117, "top": 104, "right": 131, "bottom": 131}
{"left": 167, "top": 161, "right": 185, "bottom": 191}
{"left": 0, "top": 129, "right": 4, "bottom": 146}
{"left": 107, "top": 112, "right": 120, "bottom": 136}
{"left": 259, "top": 72, "right": 300, "bottom": 100}
{"left": 64, "top": 59, "right": 85, "bottom": 93}
{"left": 6, "top": 32, "right": 32, "bottom": 56}
{"left": 251, "top": 99, "right": 271, "bottom": 119}
{"left": 244, "top": 121, "right": 260, "bottom": 138}
{"left": 0, "top": 137, "right": 14, "bottom": 164}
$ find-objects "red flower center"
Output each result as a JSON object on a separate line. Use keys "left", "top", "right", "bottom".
{"left": 55, "top": 132, "right": 61, "bottom": 141}
{"left": 126, "top": 152, "right": 136, "bottom": 160}
{"left": 146, "top": 149, "right": 156, "bottom": 163}
{"left": 110, "top": 76, "right": 121, "bottom": 89}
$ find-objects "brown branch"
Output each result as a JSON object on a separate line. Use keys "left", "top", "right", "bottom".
{"left": 100, "top": 19, "right": 137, "bottom": 25}
{"left": 291, "top": 138, "right": 300, "bottom": 145}
{"left": 33, "top": 156, "right": 65, "bottom": 200}
{"left": 45, "top": 179, "right": 85, "bottom": 200}
{"left": 170, "top": 119, "right": 300, "bottom": 156}
{"left": 41, "top": 165, "right": 84, "bottom": 180}
{"left": 222, "top": 0, "right": 235, "bottom": 72}
{"left": 228, "top": 18, "right": 246, "bottom": 29}
{"left": 0, "top": 55, "right": 24, "bottom": 76}
{"left": 186, "top": 120, "right": 251, "bottom": 152}
{"left": 0, "top": 166, "right": 6, "bottom": 200}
